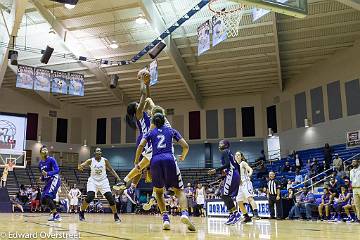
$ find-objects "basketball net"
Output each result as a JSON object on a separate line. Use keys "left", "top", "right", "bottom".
{"left": 209, "top": 0, "right": 245, "bottom": 38}
{"left": 7, "top": 161, "right": 15, "bottom": 171}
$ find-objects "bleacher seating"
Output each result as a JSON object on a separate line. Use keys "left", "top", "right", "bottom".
{"left": 2, "top": 143, "right": 358, "bottom": 208}
{"left": 0, "top": 167, "right": 18, "bottom": 196}
{"left": 252, "top": 144, "right": 360, "bottom": 189}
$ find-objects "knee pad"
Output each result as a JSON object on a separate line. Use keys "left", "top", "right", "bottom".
{"left": 86, "top": 191, "right": 95, "bottom": 204}
{"left": 104, "top": 192, "right": 115, "bottom": 206}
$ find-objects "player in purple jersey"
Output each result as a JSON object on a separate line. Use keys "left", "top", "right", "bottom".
{"left": 333, "top": 186, "right": 352, "bottom": 221}
{"left": 114, "top": 69, "right": 152, "bottom": 194}
{"left": 208, "top": 140, "right": 241, "bottom": 225}
{"left": 343, "top": 191, "right": 356, "bottom": 222}
{"left": 135, "top": 113, "right": 196, "bottom": 231}
{"left": 318, "top": 187, "right": 332, "bottom": 221}
{"left": 38, "top": 145, "right": 61, "bottom": 222}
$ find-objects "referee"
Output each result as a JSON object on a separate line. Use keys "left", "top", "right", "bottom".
{"left": 350, "top": 159, "right": 360, "bottom": 222}
{"left": 267, "top": 171, "right": 283, "bottom": 219}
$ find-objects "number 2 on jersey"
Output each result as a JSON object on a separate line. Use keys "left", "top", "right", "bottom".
{"left": 157, "top": 134, "right": 166, "bottom": 149}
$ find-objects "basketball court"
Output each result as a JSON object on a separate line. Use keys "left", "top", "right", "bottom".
{"left": 1, "top": 0, "right": 360, "bottom": 239}
{"left": 0, "top": 213, "right": 356, "bottom": 239}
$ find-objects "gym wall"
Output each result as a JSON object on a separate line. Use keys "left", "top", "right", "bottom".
{"left": 262, "top": 41, "right": 360, "bottom": 154}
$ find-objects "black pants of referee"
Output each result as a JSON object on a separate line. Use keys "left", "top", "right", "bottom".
{"left": 268, "top": 194, "right": 283, "bottom": 219}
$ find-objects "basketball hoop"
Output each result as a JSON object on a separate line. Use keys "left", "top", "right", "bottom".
{"left": 209, "top": 0, "right": 245, "bottom": 38}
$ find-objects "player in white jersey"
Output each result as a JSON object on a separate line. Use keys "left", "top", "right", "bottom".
{"left": 68, "top": 184, "right": 81, "bottom": 213}
{"left": 78, "top": 147, "right": 121, "bottom": 222}
{"left": 235, "top": 151, "right": 260, "bottom": 223}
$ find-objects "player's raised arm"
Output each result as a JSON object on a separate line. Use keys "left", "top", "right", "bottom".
{"left": 104, "top": 159, "right": 121, "bottom": 182}
{"left": 135, "top": 85, "right": 147, "bottom": 119}
{"left": 78, "top": 159, "right": 92, "bottom": 171}
{"left": 145, "top": 76, "right": 151, "bottom": 98}
{"left": 145, "top": 98, "right": 155, "bottom": 112}
{"left": 135, "top": 69, "right": 150, "bottom": 120}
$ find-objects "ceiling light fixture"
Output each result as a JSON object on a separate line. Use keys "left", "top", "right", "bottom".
{"left": 64, "top": 3, "right": 76, "bottom": 9}
{"left": 109, "top": 15, "right": 119, "bottom": 49}
{"left": 136, "top": 15, "right": 147, "bottom": 24}
{"left": 109, "top": 40, "right": 119, "bottom": 49}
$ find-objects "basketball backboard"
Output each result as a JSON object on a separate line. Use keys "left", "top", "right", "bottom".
{"left": 232, "top": 0, "right": 308, "bottom": 18}
{"left": 0, "top": 149, "right": 27, "bottom": 169}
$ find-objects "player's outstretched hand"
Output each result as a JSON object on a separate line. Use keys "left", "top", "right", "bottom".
{"left": 178, "top": 155, "right": 185, "bottom": 161}
{"left": 41, "top": 170, "right": 47, "bottom": 177}
{"left": 208, "top": 169, "right": 216, "bottom": 175}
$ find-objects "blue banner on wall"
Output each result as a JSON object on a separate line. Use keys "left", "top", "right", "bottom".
{"left": 212, "top": 15, "right": 227, "bottom": 47}
{"left": 34, "top": 68, "right": 51, "bottom": 92}
{"left": 16, "top": 65, "right": 34, "bottom": 90}
{"left": 149, "top": 59, "right": 158, "bottom": 86}
{"left": 68, "top": 73, "right": 84, "bottom": 96}
{"left": 51, "top": 70, "right": 68, "bottom": 94}
{"left": 198, "top": 20, "right": 211, "bottom": 56}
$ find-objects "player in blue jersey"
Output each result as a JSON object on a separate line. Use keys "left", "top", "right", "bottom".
{"left": 114, "top": 69, "right": 152, "bottom": 195}
{"left": 135, "top": 113, "right": 196, "bottom": 231}
{"left": 318, "top": 187, "right": 332, "bottom": 221}
{"left": 38, "top": 145, "right": 61, "bottom": 222}
{"left": 208, "top": 140, "right": 241, "bottom": 225}
{"left": 114, "top": 70, "right": 169, "bottom": 198}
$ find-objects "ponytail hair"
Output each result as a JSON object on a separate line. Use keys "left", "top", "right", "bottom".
{"left": 152, "top": 113, "right": 165, "bottom": 128}
{"left": 126, "top": 102, "right": 138, "bottom": 129}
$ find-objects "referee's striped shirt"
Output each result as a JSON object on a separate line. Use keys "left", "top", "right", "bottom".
{"left": 268, "top": 179, "right": 279, "bottom": 195}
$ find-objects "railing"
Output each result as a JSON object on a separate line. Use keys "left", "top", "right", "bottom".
{"left": 12, "top": 169, "right": 19, "bottom": 189}
{"left": 25, "top": 167, "right": 34, "bottom": 186}
{"left": 73, "top": 169, "right": 79, "bottom": 183}
{"left": 28, "top": 167, "right": 36, "bottom": 186}
{"left": 293, "top": 152, "right": 360, "bottom": 190}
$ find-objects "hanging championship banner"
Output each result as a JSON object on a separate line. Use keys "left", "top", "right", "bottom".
{"left": 212, "top": 15, "right": 227, "bottom": 47}
{"left": 149, "top": 59, "right": 158, "bottom": 86}
{"left": 68, "top": 73, "right": 84, "bottom": 96}
{"left": 34, "top": 68, "right": 51, "bottom": 92}
{"left": 197, "top": 20, "right": 211, "bottom": 56}
{"left": 16, "top": 65, "right": 34, "bottom": 90}
{"left": 52, "top": 70, "right": 68, "bottom": 94}
{"left": 346, "top": 130, "right": 360, "bottom": 148}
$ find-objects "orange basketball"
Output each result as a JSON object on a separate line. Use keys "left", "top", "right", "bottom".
{"left": 138, "top": 68, "right": 150, "bottom": 85}
{"left": 143, "top": 72, "right": 150, "bottom": 85}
